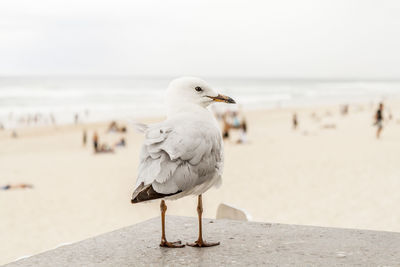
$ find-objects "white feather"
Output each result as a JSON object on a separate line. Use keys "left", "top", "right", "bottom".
{"left": 132, "top": 77, "right": 228, "bottom": 201}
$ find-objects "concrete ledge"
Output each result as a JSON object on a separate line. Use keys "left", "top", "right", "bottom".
{"left": 5, "top": 216, "right": 400, "bottom": 266}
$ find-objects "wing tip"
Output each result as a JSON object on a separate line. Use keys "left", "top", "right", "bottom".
{"left": 131, "top": 183, "right": 181, "bottom": 204}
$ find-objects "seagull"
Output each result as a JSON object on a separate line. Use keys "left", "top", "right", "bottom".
{"left": 131, "top": 77, "right": 235, "bottom": 248}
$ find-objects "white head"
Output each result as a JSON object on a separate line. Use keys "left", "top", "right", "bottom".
{"left": 166, "top": 77, "right": 235, "bottom": 111}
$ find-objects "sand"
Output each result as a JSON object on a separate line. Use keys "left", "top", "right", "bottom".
{"left": 1, "top": 101, "right": 400, "bottom": 264}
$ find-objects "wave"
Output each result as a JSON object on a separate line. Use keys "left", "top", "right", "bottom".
{"left": 1, "top": 78, "right": 399, "bottom": 128}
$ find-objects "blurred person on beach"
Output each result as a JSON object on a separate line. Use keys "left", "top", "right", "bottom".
{"left": 1, "top": 184, "right": 33, "bottom": 191}
{"left": 292, "top": 113, "right": 298, "bottom": 130}
{"left": 108, "top": 121, "right": 118, "bottom": 132}
{"left": 114, "top": 137, "right": 126, "bottom": 147}
{"left": 83, "top": 130, "right": 87, "bottom": 146}
{"left": 237, "top": 126, "right": 248, "bottom": 144}
{"left": 222, "top": 112, "right": 230, "bottom": 139}
{"left": 374, "top": 102, "right": 384, "bottom": 139}
{"left": 341, "top": 104, "right": 349, "bottom": 116}
{"left": 93, "top": 131, "right": 99, "bottom": 152}
{"left": 238, "top": 116, "right": 248, "bottom": 144}
{"left": 232, "top": 111, "right": 241, "bottom": 128}
{"left": 92, "top": 131, "right": 115, "bottom": 153}
{"left": 221, "top": 110, "right": 248, "bottom": 143}
{"left": 98, "top": 143, "right": 114, "bottom": 153}
{"left": 108, "top": 121, "right": 127, "bottom": 133}
{"left": 34, "top": 113, "right": 39, "bottom": 124}
{"left": 74, "top": 113, "right": 79, "bottom": 124}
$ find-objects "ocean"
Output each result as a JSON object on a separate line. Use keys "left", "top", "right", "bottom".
{"left": 1, "top": 76, "right": 399, "bottom": 129}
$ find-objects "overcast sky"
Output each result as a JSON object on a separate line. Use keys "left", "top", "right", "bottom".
{"left": 1, "top": 0, "right": 400, "bottom": 79}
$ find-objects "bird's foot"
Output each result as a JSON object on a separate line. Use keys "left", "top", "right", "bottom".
{"left": 160, "top": 240, "right": 185, "bottom": 248}
{"left": 187, "top": 239, "right": 220, "bottom": 247}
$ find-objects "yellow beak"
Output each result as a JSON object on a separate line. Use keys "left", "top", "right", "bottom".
{"left": 207, "top": 94, "right": 236, "bottom": 104}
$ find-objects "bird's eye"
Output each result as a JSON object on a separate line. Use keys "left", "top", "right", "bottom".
{"left": 195, "top": 86, "right": 203, "bottom": 92}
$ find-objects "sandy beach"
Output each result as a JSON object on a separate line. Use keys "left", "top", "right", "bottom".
{"left": 1, "top": 101, "right": 400, "bottom": 264}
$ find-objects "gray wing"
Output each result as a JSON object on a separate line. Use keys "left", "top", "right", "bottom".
{"left": 131, "top": 118, "right": 223, "bottom": 202}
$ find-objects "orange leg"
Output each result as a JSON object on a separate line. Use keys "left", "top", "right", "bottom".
{"left": 160, "top": 200, "right": 184, "bottom": 248}
{"left": 187, "top": 195, "right": 220, "bottom": 247}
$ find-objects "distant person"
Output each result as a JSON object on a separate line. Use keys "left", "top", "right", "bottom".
{"left": 222, "top": 113, "right": 230, "bottom": 139}
{"left": 1, "top": 184, "right": 33, "bottom": 190}
{"left": 98, "top": 143, "right": 114, "bottom": 153}
{"left": 93, "top": 131, "right": 99, "bottom": 152}
{"left": 114, "top": 137, "right": 126, "bottom": 147}
{"left": 237, "top": 121, "right": 248, "bottom": 144}
{"left": 374, "top": 102, "right": 384, "bottom": 139}
{"left": 292, "top": 113, "right": 298, "bottom": 130}
{"left": 235, "top": 114, "right": 248, "bottom": 144}
{"left": 242, "top": 118, "right": 247, "bottom": 134}
{"left": 83, "top": 130, "right": 87, "bottom": 146}
{"left": 74, "top": 113, "right": 79, "bottom": 124}
{"left": 108, "top": 121, "right": 127, "bottom": 133}
{"left": 341, "top": 104, "right": 349, "bottom": 116}
{"left": 108, "top": 121, "right": 118, "bottom": 132}
{"left": 11, "top": 130, "right": 18, "bottom": 138}
{"left": 221, "top": 110, "right": 248, "bottom": 143}
{"left": 232, "top": 112, "right": 241, "bottom": 128}
{"left": 34, "top": 113, "right": 39, "bottom": 124}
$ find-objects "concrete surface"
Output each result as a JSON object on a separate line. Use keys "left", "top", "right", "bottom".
{"left": 5, "top": 216, "right": 400, "bottom": 266}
